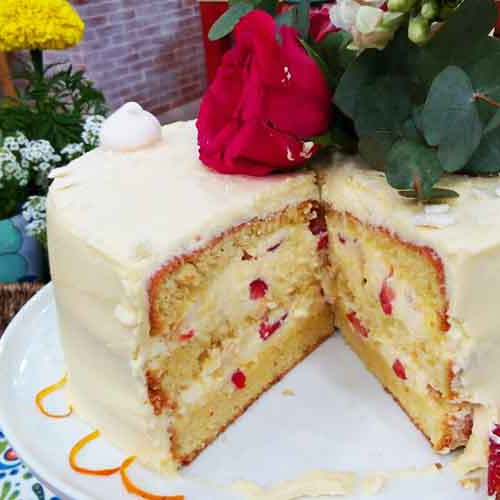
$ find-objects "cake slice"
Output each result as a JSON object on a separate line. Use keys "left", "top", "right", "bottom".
{"left": 320, "top": 156, "right": 500, "bottom": 454}
{"left": 47, "top": 111, "right": 333, "bottom": 471}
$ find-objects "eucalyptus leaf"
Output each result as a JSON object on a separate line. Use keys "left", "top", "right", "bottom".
{"left": 296, "top": 0, "right": 311, "bottom": 39}
{"left": 465, "top": 126, "right": 500, "bottom": 174}
{"left": 422, "top": 66, "right": 482, "bottom": 172}
{"left": 275, "top": 7, "right": 297, "bottom": 29}
{"left": 208, "top": 2, "right": 255, "bottom": 41}
{"left": 387, "top": 139, "right": 443, "bottom": 199}
{"left": 256, "top": 0, "right": 278, "bottom": 14}
{"left": 417, "top": 0, "right": 497, "bottom": 84}
{"left": 354, "top": 75, "right": 412, "bottom": 144}
{"left": 485, "top": 109, "right": 500, "bottom": 135}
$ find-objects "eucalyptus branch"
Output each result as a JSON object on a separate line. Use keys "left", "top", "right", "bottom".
{"left": 474, "top": 93, "right": 500, "bottom": 109}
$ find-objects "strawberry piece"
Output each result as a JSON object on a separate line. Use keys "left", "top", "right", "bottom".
{"left": 346, "top": 311, "right": 369, "bottom": 338}
{"left": 489, "top": 425, "right": 500, "bottom": 496}
{"left": 249, "top": 279, "right": 268, "bottom": 300}
{"left": 179, "top": 329, "right": 195, "bottom": 342}
{"left": 267, "top": 242, "right": 282, "bottom": 252}
{"left": 231, "top": 369, "right": 246, "bottom": 389}
{"left": 379, "top": 271, "right": 396, "bottom": 315}
{"left": 241, "top": 250, "right": 253, "bottom": 261}
{"left": 392, "top": 359, "right": 407, "bottom": 380}
{"left": 308, "top": 208, "right": 327, "bottom": 236}
{"left": 259, "top": 313, "right": 288, "bottom": 341}
{"left": 338, "top": 234, "right": 346, "bottom": 244}
{"left": 317, "top": 232, "right": 329, "bottom": 250}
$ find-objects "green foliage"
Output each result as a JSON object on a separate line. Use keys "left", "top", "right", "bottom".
{"left": 422, "top": 66, "right": 482, "bottom": 171}
{"left": 0, "top": 61, "right": 106, "bottom": 152}
{"left": 334, "top": 0, "right": 500, "bottom": 200}
{"left": 208, "top": 2, "right": 255, "bottom": 40}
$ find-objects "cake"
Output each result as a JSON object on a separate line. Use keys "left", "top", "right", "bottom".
{"left": 47, "top": 103, "right": 333, "bottom": 470}
{"left": 47, "top": 103, "right": 500, "bottom": 489}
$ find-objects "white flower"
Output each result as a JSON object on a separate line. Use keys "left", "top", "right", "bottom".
{"left": 329, "top": 0, "right": 386, "bottom": 32}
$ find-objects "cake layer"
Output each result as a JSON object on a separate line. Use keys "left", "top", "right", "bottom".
{"left": 147, "top": 202, "right": 333, "bottom": 464}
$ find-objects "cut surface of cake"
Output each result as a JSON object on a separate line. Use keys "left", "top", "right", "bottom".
{"left": 321, "top": 156, "right": 500, "bottom": 461}
{"left": 47, "top": 108, "right": 333, "bottom": 471}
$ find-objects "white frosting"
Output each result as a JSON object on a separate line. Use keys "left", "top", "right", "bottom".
{"left": 47, "top": 120, "right": 318, "bottom": 471}
{"left": 99, "top": 102, "right": 162, "bottom": 152}
{"left": 322, "top": 156, "right": 500, "bottom": 480}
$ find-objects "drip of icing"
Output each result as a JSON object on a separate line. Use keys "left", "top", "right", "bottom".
{"left": 99, "top": 102, "right": 162, "bottom": 152}
{"left": 232, "top": 471, "right": 356, "bottom": 500}
{"left": 35, "top": 373, "right": 73, "bottom": 419}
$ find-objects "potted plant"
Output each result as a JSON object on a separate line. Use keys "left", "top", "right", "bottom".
{"left": 0, "top": 0, "right": 106, "bottom": 328}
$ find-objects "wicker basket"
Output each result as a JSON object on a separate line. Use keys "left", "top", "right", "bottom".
{"left": 0, "top": 282, "right": 44, "bottom": 336}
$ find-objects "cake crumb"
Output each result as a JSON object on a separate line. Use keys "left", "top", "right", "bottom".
{"left": 460, "top": 478, "right": 480, "bottom": 491}
{"left": 434, "top": 462, "right": 443, "bottom": 470}
{"left": 361, "top": 473, "right": 389, "bottom": 495}
{"left": 282, "top": 389, "right": 295, "bottom": 397}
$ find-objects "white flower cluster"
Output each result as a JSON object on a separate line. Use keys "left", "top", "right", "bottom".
{"left": 22, "top": 195, "right": 47, "bottom": 244}
{"left": 61, "top": 142, "right": 85, "bottom": 162}
{"left": 19, "top": 139, "right": 62, "bottom": 190}
{"left": 0, "top": 133, "right": 30, "bottom": 190}
{"left": 82, "top": 115, "right": 105, "bottom": 148}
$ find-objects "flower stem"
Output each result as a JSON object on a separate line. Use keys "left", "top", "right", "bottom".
{"left": 30, "top": 49, "right": 44, "bottom": 80}
{"left": 474, "top": 93, "right": 500, "bottom": 109}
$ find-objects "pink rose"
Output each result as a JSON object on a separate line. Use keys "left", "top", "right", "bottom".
{"left": 197, "top": 10, "right": 331, "bottom": 176}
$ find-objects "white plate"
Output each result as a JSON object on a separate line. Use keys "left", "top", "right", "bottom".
{"left": 0, "top": 284, "right": 483, "bottom": 500}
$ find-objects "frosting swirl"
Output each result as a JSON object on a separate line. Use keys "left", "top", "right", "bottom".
{"left": 99, "top": 102, "right": 162, "bottom": 152}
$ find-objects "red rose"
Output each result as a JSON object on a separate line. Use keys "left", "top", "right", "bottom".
{"left": 309, "top": 6, "right": 339, "bottom": 42}
{"left": 197, "top": 10, "right": 332, "bottom": 176}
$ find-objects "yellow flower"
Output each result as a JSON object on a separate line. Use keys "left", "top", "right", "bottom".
{"left": 0, "top": 0, "right": 85, "bottom": 52}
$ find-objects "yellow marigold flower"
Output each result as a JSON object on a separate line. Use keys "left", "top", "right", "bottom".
{"left": 0, "top": 0, "right": 85, "bottom": 52}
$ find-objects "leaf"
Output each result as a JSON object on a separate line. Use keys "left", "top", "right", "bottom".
{"left": 398, "top": 188, "right": 460, "bottom": 201}
{"left": 465, "top": 126, "right": 500, "bottom": 174}
{"left": 296, "top": 0, "right": 310, "bottom": 39}
{"left": 317, "top": 31, "right": 354, "bottom": 86}
{"left": 208, "top": 2, "right": 255, "bottom": 41}
{"left": 417, "top": 0, "right": 497, "bottom": 84}
{"left": 422, "top": 66, "right": 482, "bottom": 172}
{"left": 386, "top": 139, "right": 443, "bottom": 199}
{"left": 256, "top": 0, "right": 278, "bottom": 15}
{"left": 275, "top": 7, "right": 297, "bottom": 29}
{"left": 354, "top": 75, "right": 412, "bottom": 145}
{"left": 299, "top": 39, "right": 333, "bottom": 89}
{"left": 335, "top": 30, "right": 418, "bottom": 118}
{"left": 485, "top": 109, "right": 500, "bottom": 135}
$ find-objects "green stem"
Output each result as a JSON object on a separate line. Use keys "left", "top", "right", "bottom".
{"left": 30, "top": 49, "right": 44, "bottom": 80}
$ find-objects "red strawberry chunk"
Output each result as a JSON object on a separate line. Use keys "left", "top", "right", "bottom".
{"left": 338, "top": 234, "right": 346, "bottom": 244}
{"left": 317, "top": 232, "right": 329, "bottom": 250}
{"left": 346, "top": 311, "right": 369, "bottom": 338}
{"left": 379, "top": 271, "right": 396, "bottom": 315}
{"left": 179, "top": 329, "right": 195, "bottom": 342}
{"left": 308, "top": 208, "right": 327, "bottom": 236}
{"left": 231, "top": 369, "right": 246, "bottom": 389}
{"left": 249, "top": 279, "right": 268, "bottom": 300}
{"left": 259, "top": 313, "right": 288, "bottom": 341}
{"left": 241, "top": 250, "right": 254, "bottom": 261}
{"left": 392, "top": 359, "right": 407, "bottom": 380}
{"left": 267, "top": 242, "right": 282, "bottom": 252}
{"left": 489, "top": 425, "right": 500, "bottom": 496}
